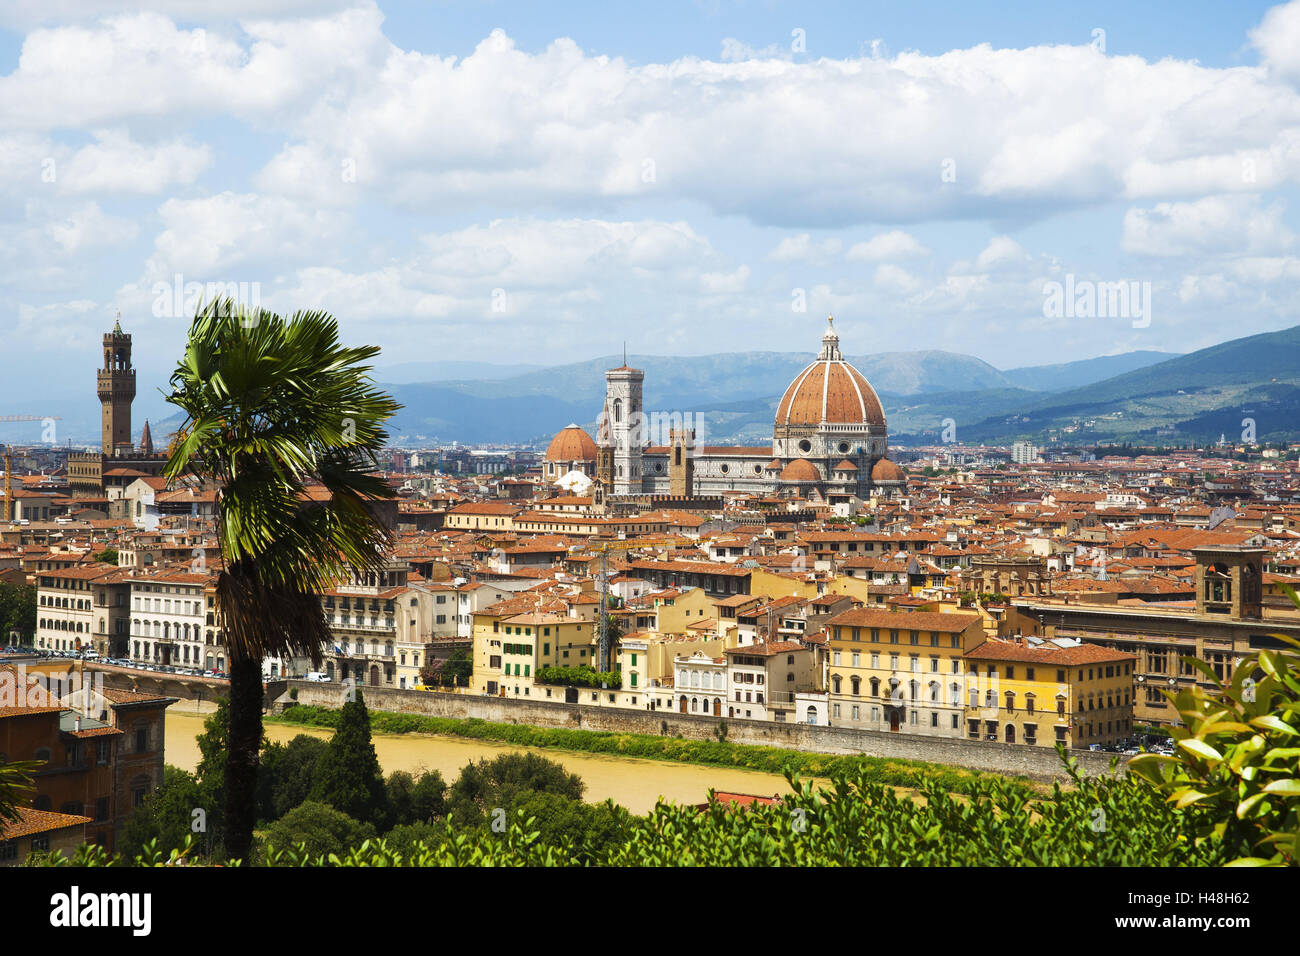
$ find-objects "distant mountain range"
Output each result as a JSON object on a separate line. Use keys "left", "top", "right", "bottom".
{"left": 23, "top": 324, "right": 1300, "bottom": 450}
{"left": 379, "top": 346, "right": 1187, "bottom": 446}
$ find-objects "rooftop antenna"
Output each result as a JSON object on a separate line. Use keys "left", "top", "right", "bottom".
{"left": 623, "top": 341, "right": 627, "bottom": 367}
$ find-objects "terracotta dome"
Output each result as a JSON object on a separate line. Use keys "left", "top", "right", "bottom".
{"left": 779, "top": 458, "right": 822, "bottom": 483}
{"left": 775, "top": 318, "right": 885, "bottom": 427}
{"left": 545, "top": 424, "right": 598, "bottom": 462}
{"left": 870, "top": 458, "right": 905, "bottom": 483}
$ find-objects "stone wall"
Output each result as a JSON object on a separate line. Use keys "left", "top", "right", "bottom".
{"left": 285, "top": 681, "right": 1125, "bottom": 781}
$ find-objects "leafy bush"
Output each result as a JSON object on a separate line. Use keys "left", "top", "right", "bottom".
{"left": 386, "top": 769, "right": 447, "bottom": 826}
{"left": 257, "top": 801, "right": 376, "bottom": 863}
{"left": 34, "top": 757, "right": 1229, "bottom": 867}
{"left": 1130, "top": 634, "right": 1300, "bottom": 866}
{"left": 446, "top": 753, "right": 583, "bottom": 828}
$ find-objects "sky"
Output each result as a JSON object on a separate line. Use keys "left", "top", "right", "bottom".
{"left": 2, "top": 0, "right": 1300, "bottom": 427}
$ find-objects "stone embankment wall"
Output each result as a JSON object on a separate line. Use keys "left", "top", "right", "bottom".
{"left": 285, "top": 681, "right": 1125, "bottom": 781}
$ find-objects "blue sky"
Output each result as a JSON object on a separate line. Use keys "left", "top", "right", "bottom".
{"left": 1, "top": 0, "right": 1299, "bottom": 433}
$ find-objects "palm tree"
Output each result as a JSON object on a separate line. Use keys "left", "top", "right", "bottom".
{"left": 164, "top": 299, "right": 401, "bottom": 861}
{"left": 0, "top": 760, "right": 38, "bottom": 825}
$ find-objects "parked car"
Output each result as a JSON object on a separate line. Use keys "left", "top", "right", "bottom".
{"left": 305, "top": 671, "right": 331, "bottom": 683}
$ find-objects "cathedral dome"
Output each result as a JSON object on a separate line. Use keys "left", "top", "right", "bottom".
{"left": 545, "top": 424, "right": 598, "bottom": 462}
{"left": 775, "top": 317, "right": 885, "bottom": 427}
{"left": 780, "top": 458, "right": 821, "bottom": 483}
{"left": 870, "top": 458, "right": 905, "bottom": 483}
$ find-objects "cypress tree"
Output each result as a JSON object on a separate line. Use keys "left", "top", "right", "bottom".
{"left": 308, "top": 690, "right": 390, "bottom": 829}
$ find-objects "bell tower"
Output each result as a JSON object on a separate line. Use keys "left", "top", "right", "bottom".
{"left": 98, "top": 315, "right": 136, "bottom": 457}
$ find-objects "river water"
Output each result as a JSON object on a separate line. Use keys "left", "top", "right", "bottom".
{"left": 164, "top": 710, "right": 814, "bottom": 815}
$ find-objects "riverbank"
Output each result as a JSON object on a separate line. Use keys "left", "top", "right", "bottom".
{"left": 165, "top": 710, "right": 832, "bottom": 814}
{"left": 268, "top": 704, "right": 1045, "bottom": 797}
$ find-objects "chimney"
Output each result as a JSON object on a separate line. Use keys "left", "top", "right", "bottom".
{"left": 74, "top": 715, "right": 81, "bottom": 732}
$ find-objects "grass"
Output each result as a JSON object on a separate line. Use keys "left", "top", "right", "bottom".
{"left": 267, "top": 704, "right": 1046, "bottom": 798}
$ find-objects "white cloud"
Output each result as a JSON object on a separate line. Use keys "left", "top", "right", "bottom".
{"left": 1122, "top": 195, "right": 1295, "bottom": 257}
{"left": 767, "top": 234, "right": 843, "bottom": 263}
{"left": 845, "top": 230, "right": 929, "bottom": 262}
{"left": 5, "top": 12, "right": 1300, "bottom": 226}
{"left": 873, "top": 263, "right": 922, "bottom": 294}
{"left": 146, "top": 191, "right": 351, "bottom": 276}
{"left": 700, "top": 265, "right": 751, "bottom": 295}
{"left": 44, "top": 201, "right": 139, "bottom": 253}
{"left": 1251, "top": 0, "right": 1300, "bottom": 86}
{"left": 58, "top": 130, "right": 210, "bottom": 195}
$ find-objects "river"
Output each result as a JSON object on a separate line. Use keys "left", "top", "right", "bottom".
{"left": 164, "top": 709, "right": 817, "bottom": 815}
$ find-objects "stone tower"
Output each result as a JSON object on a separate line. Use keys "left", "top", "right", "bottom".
{"left": 604, "top": 364, "right": 644, "bottom": 496}
{"left": 1193, "top": 546, "right": 1265, "bottom": 619}
{"left": 98, "top": 316, "right": 136, "bottom": 457}
{"left": 668, "top": 426, "right": 695, "bottom": 496}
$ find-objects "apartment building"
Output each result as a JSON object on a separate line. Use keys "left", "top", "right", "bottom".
{"left": 35, "top": 565, "right": 130, "bottom": 657}
{"left": 963, "top": 637, "right": 1136, "bottom": 748}
{"left": 826, "top": 609, "right": 985, "bottom": 735}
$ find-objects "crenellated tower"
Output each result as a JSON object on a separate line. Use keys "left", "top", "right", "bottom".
{"left": 97, "top": 315, "right": 136, "bottom": 457}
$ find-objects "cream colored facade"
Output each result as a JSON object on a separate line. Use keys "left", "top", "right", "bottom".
{"left": 827, "top": 609, "right": 984, "bottom": 736}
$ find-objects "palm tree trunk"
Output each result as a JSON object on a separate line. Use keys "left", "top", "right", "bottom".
{"left": 224, "top": 654, "right": 263, "bottom": 862}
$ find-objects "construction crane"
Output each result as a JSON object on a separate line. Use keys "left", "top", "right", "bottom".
{"left": 0, "top": 415, "right": 63, "bottom": 422}
{"left": 590, "top": 537, "right": 670, "bottom": 672}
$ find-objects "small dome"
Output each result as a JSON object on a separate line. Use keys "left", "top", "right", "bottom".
{"left": 871, "top": 458, "right": 905, "bottom": 483}
{"left": 834, "top": 459, "right": 857, "bottom": 471}
{"left": 780, "top": 459, "right": 821, "bottom": 483}
{"left": 545, "top": 424, "right": 598, "bottom": 462}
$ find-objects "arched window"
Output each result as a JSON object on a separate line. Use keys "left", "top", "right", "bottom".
{"left": 929, "top": 681, "right": 939, "bottom": 703}
{"left": 869, "top": 677, "right": 880, "bottom": 697}
{"left": 832, "top": 675, "right": 842, "bottom": 694}
{"left": 850, "top": 676, "right": 861, "bottom": 696}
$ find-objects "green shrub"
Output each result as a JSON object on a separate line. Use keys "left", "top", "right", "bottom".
{"left": 1130, "top": 634, "right": 1300, "bottom": 865}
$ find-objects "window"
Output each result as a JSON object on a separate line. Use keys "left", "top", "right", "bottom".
{"left": 135, "top": 728, "right": 148, "bottom": 753}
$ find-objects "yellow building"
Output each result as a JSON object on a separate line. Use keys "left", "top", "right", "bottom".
{"left": 472, "top": 607, "right": 599, "bottom": 698}
{"left": 962, "top": 637, "right": 1136, "bottom": 748}
{"left": 651, "top": 586, "right": 715, "bottom": 635}
{"left": 826, "top": 609, "right": 984, "bottom": 736}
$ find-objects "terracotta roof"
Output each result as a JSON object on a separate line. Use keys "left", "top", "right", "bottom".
{"left": 0, "top": 806, "right": 92, "bottom": 840}
{"left": 780, "top": 459, "right": 821, "bottom": 483}
{"left": 776, "top": 359, "right": 884, "bottom": 427}
{"left": 829, "top": 608, "right": 981, "bottom": 633}
{"left": 545, "top": 425, "right": 598, "bottom": 463}
{"left": 967, "top": 638, "right": 1136, "bottom": 666}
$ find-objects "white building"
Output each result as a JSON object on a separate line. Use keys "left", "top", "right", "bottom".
{"left": 129, "top": 569, "right": 211, "bottom": 668}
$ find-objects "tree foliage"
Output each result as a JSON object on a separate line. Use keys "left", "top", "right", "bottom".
{"left": 162, "top": 298, "right": 400, "bottom": 862}
{"left": 446, "top": 753, "right": 584, "bottom": 828}
{"left": 1130, "top": 632, "right": 1300, "bottom": 866}
{"left": 258, "top": 801, "right": 376, "bottom": 863}
{"left": 0, "top": 579, "right": 36, "bottom": 642}
{"left": 535, "top": 665, "right": 621, "bottom": 689}
{"left": 309, "top": 690, "right": 390, "bottom": 828}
